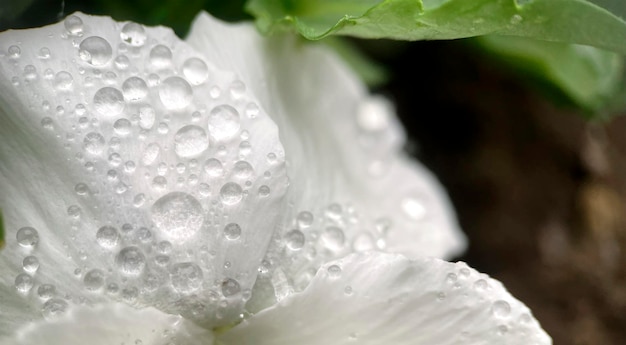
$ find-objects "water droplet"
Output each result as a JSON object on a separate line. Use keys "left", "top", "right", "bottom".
{"left": 208, "top": 105, "right": 240, "bottom": 141}
{"left": 6, "top": 46, "right": 23, "bottom": 62}
{"left": 115, "top": 246, "right": 146, "bottom": 275}
{"left": 115, "top": 55, "right": 130, "bottom": 70}
{"left": 321, "top": 226, "right": 345, "bottom": 251}
{"left": 223, "top": 223, "right": 242, "bottom": 240}
{"left": 233, "top": 161, "right": 254, "bottom": 179}
{"left": 221, "top": 278, "right": 240, "bottom": 297}
{"left": 96, "top": 225, "right": 120, "bottom": 249}
{"left": 401, "top": 194, "right": 427, "bottom": 221}
{"left": 83, "top": 132, "right": 106, "bottom": 155}
{"left": 74, "top": 183, "right": 89, "bottom": 195}
{"left": 296, "top": 211, "right": 314, "bottom": 228}
{"left": 64, "top": 15, "right": 83, "bottom": 36}
{"left": 38, "top": 47, "right": 51, "bottom": 59}
{"left": 37, "top": 284, "right": 55, "bottom": 300}
{"left": 258, "top": 185, "right": 270, "bottom": 197}
{"left": 357, "top": 100, "right": 389, "bottom": 132}
{"left": 245, "top": 102, "right": 259, "bottom": 119}
{"left": 474, "top": 279, "right": 488, "bottom": 290}
{"left": 42, "top": 298, "right": 68, "bottom": 320}
{"left": 40, "top": 117, "right": 54, "bottom": 130}
{"left": 113, "top": 118, "right": 132, "bottom": 135}
{"left": 83, "top": 269, "right": 106, "bottom": 291}
{"left": 285, "top": 229, "right": 305, "bottom": 250}
{"left": 151, "top": 192, "right": 204, "bottom": 240}
{"left": 142, "top": 143, "right": 160, "bottom": 165}
{"left": 93, "top": 87, "right": 125, "bottom": 116}
{"left": 15, "top": 273, "right": 33, "bottom": 292}
{"left": 182, "top": 57, "right": 209, "bottom": 85}
{"left": 138, "top": 105, "right": 156, "bottom": 130}
{"left": 510, "top": 14, "right": 523, "bottom": 24}
{"left": 23, "top": 256, "right": 40, "bottom": 273}
{"left": 122, "top": 77, "right": 148, "bottom": 101}
{"left": 149, "top": 45, "right": 172, "bottom": 69}
{"left": 174, "top": 125, "right": 209, "bottom": 158}
{"left": 120, "top": 22, "right": 147, "bottom": 46}
{"left": 54, "top": 71, "right": 73, "bottom": 91}
{"left": 16, "top": 227, "right": 39, "bottom": 248}
{"left": 79, "top": 36, "right": 112, "bottom": 66}
{"left": 220, "top": 182, "right": 243, "bottom": 205}
{"left": 159, "top": 76, "right": 192, "bottom": 110}
{"left": 352, "top": 232, "right": 375, "bottom": 252}
{"left": 170, "top": 262, "right": 203, "bottom": 293}
{"left": 492, "top": 300, "right": 511, "bottom": 318}
{"left": 327, "top": 265, "right": 342, "bottom": 278}
{"left": 204, "top": 158, "right": 224, "bottom": 177}
{"left": 23, "top": 65, "right": 37, "bottom": 81}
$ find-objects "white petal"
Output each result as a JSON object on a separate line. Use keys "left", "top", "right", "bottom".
{"left": 187, "top": 14, "right": 466, "bottom": 288}
{"left": 3, "top": 303, "right": 214, "bottom": 345}
{"left": 219, "top": 252, "right": 551, "bottom": 345}
{"left": 0, "top": 12, "right": 287, "bottom": 330}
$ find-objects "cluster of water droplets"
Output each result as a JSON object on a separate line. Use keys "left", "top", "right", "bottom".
{"left": 2, "top": 13, "right": 285, "bottom": 326}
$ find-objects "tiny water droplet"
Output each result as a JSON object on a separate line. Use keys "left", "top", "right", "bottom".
{"left": 285, "top": 229, "right": 305, "bottom": 250}
{"left": 83, "top": 269, "right": 106, "bottom": 291}
{"left": 221, "top": 278, "right": 240, "bottom": 297}
{"left": 223, "top": 223, "right": 242, "bottom": 240}
{"left": 96, "top": 225, "right": 120, "bottom": 249}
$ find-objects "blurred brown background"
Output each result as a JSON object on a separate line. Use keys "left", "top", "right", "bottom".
{"left": 381, "top": 40, "right": 626, "bottom": 345}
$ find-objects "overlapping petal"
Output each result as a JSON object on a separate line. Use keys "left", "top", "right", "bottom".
{"left": 219, "top": 252, "right": 551, "bottom": 345}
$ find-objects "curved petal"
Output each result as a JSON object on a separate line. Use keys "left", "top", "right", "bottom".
{"left": 187, "top": 14, "right": 466, "bottom": 292}
{"left": 3, "top": 303, "right": 214, "bottom": 345}
{"left": 219, "top": 252, "right": 551, "bottom": 345}
{"left": 0, "top": 12, "right": 288, "bottom": 331}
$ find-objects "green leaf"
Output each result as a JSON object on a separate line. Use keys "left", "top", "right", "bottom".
{"left": 475, "top": 35, "right": 624, "bottom": 114}
{"left": 246, "top": 0, "right": 626, "bottom": 54}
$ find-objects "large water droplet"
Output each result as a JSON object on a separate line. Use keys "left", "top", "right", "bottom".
{"left": 113, "top": 118, "right": 132, "bottom": 136}
{"left": 223, "top": 223, "right": 242, "bottom": 240}
{"left": 64, "top": 15, "right": 83, "bottom": 36}
{"left": 285, "top": 229, "right": 305, "bottom": 250}
{"left": 221, "top": 278, "right": 240, "bottom": 297}
{"left": 159, "top": 76, "right": 192, "bottom": 110}
{"left": 93, "top": 87, "right": 125, "bottom": 116}
{"left": 79, "top": 36, "right": 112, "bottom": 66}
{"left": 16, "top": 227, "right": 39, "bottom": 248}
{"left": 182, "top": 57, "right": 209, "bottom": 85}
{"left": 42, "top": 298, "right": 68, "bottom": 320}
{"left": 208, "top": 105, "right": 240, "bottom": 141}
{"left": 151, "top": 192, "right": 204, "bottom": 240}
{"left": 115, "top": 246, "right": 146, "bottom": 275}
{"left": 122, "top": 77, "right": 148, "bottom": 101}
{"left": 174, "top": 125, "right": 209, "bottom": 158}
{"left": 120, "top": 22, "right": 147, "bottom": 46}
{"left": 96, "top": 225, "right": 120, "bottom": 249}
{"left": 83, "top": 269, "right": 106, "bottom": 291}
{"left": 220, "top": 182, "right": 243, "bottom": 205}
{"left": 83, "top": 132, "right": 106, "bottom": 155}
{"left": 170, "top": 262, "right": 203, "bottom": 293}
{"left": 149, "top": 45, "right": 172, "bottom": 69}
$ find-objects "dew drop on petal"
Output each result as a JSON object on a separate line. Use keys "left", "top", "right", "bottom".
{"left": 182, "top": 57, "right": 209, "bottom": 85}
{"left": 54, "top": 71, "right": 73, "bottom": 91}
{"left": 327, "top": 265, "right": 342, "bottom": 278}
{"left": 23, "top": 256, "right": 40, "bottom": 273}
{"left": 159, "top": 76, "right": 192, "bottom": 110}
{"left": 113, "top": 118, "right": 132, "bottom": 136}
{"left": 296, "top": 211, "right": 314, "bottom": 229}
{"left": 174, "top": 125, "right": 209, "bottom": 158}
{"left": 120, "top": 22, "right": 147, "bottom": 46}
{"left": 122, "top": 77, "right": 148, "bottom": 101}
{"left": 208, "top": 105, "right": 240, "bottom": 141}
{"left": 96, "top": 225, "right": 120, "bottom": 249}
{"left": 258, "top": 185, "right": 270, "bottom": 197}
{"left": 115, "top": 246, "right": 146, "bottom": 275}
{"left": 64, "top": 15, "right": 83, "bottom": 36}
{"left": 221, "top": 278, "right": 240, "bottom": 297}
{"left": 15, "top": 273, "right": 34, "bottom": 292}
{"left": 233, "top": 161, "right": 254, "bottom": 179}
{"left": 151, "top": 192, "right": 204, "bottom": 240}
{"left": 492, "top": 300, "right": 511, "bottom": 318}
{"left": 38, "top": 284, "right": 56, "bottom": 299}
{"left": 285, "top": 229, "right": 305, "bottom": 250}
{"left": 149, "top": 44, "right": 172, "bottom": 69}
{"left": 83, "top": 269, "right": 106, "bottom": 291}
{"left": 83, "top": 132, "right": 106, "bottom": 155}
{"left": 142, "top": 143, "right": 160, "bottom": 165}
{"left": 204, "top": 158, "right": 224, "bottom": 177}
{"left": 220, "top": 182, "right": 243, "bottom": 205}
{"left": 321, "top": 226, "right": 345, "bottom": 251}
{"left": 93, "top": 87, "right": 125, "bottom": 116}
{"left": 79, "top": 36, "right": 113, "bottom": 66}
{"left": 170, "top": 262, "right": 203, "bottom": 293}
{"left": 401, "top": 194, "right": 427, "bottom": 221}
{"left": 42, "top": 298, "right": 69, "bottom": 320}
{"left": 16, "top": 227, "right": 39, "bottom": 248}
{"left": 223, "top": 223, "right": 241, "bottom": 240}
{"left": 138, "top": 105, "right": 156, "bottom": 130}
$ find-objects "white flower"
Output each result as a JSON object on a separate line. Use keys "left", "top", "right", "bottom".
{"left": 0, "top": 12, "right": 551, "bottom": 345}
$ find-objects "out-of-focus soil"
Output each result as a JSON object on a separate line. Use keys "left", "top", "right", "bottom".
{"left": 381, "top": 40, "right": 626, "bottom": 345}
